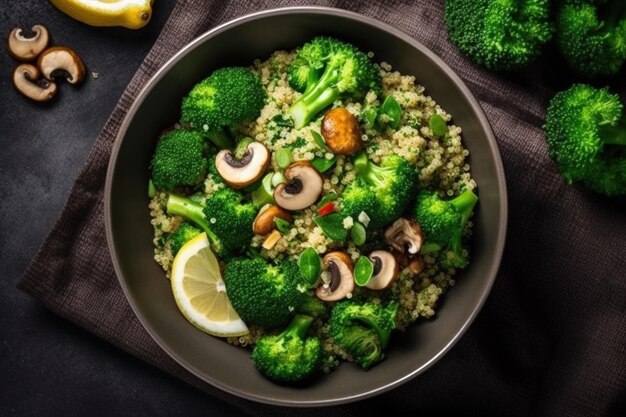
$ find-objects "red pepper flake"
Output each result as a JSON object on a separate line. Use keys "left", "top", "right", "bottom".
{"left": 317, "top": 201, "right": 335, "bottom": 216}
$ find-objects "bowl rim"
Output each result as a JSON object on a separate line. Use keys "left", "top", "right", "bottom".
{"left": 104, "top": 6, "right": 508, "bottom": 407}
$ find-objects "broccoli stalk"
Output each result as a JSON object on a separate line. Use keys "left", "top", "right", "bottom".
{"left": 287, "top": 37, "right": 380, "bottom": 128}
{"left": 341, "top": 152, "right": 417, "bottom": 230}
{"left": 543, "top": 84, "right": 626, "bottom": 196}
{"left": 251, "top": 314, "right": 322, "bottom": 382}
{"left": 166, "top": 188, "right": 257, "bottom": 257}
{"left": 415, "top": 189, "right": 479, "bottom": 269}
{"left": 329, "top": 301, "right": 398, "bottom": 369}
{"left": 557, "top": 0, "right": 626, "bottom": 77}
{"left": 444, "top": 0, "right": 553, "bottom": 71}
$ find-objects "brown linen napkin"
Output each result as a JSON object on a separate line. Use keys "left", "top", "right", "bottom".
{"left": 19, "top": 0, "right": 626, "bottom": 416}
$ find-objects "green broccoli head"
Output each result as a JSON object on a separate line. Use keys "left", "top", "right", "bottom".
{"left": 165, "top": 189, "right": 256, "bottom": 257}
{"left": 444, "top": 0, "right": 553, "bottom": 71}
{"left": 415, "top": 189, "right": 478, "bottom": 269}
{"left": 341, "top": 152, "right": 417, "bottom": 230}
{"left": 181, "top": 67, "right": 266, "bottom": 147}
{"left": 543, "top": 83, "right": 626, "bottom": 196}
{"left": 556, "top": 0, "right": 626, "bottom": 78}
{"left": 251, "top": 314, "right": 321, "bottom": 382}
{"left": 168, "top": 222, "right": 202, "bottom": 256}
{"left": 150, "top": 129, "right": 208, "bottom": 191}
{"left": 329, "top": 300, "right": 398, "bottom": 369}
{"left": 287, "top": 37, "right": 381, "bottom": 128}
{"left": 202, "top": 188, "right": 256, "bottom": 256}
{"left": 223, "top": 258, "right": 308, "bottom": 328}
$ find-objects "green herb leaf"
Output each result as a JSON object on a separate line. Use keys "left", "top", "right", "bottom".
{"left": 311, "top": 156, "right": 337, "bottom": 173}
{"left": 313, "top": 213, "right": 347, "bottom": 241}
{"left": 350, "top": 222, "right": 367, "bottom": 246}
{"left": 381, "top": 96, "right": 403, "bottom": 129}
{"left": 276, "top": 148, "right": 293, "bottom": 169}
{"left": 363, "top": 105, "right": 379, "bottom": 127}
{"left": 274, "top": 217, "right": 291, "bottom": 234}
{"left": 311, "top": 130, "right": 330, "bottom": 152}
{"left": 429, "top": 114, "right": 447, "bottom": 137}
{"left": 299, "top": 248, "right": 322, "bottom": 286}
{"left": 271, "top": 114, "right": 294, "bottom": 128}
{"left": 148, "top": 179, "right": 156, "bottom": 198}
{"left": 318, "top": 192, "right": 339, "bottom": 207}
{"left": 354, "top": 256, "right": 374, "bottom": 286}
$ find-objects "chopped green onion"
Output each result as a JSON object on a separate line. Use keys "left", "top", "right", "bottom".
{"left": 276, "top": 148, "right": 292, "bottom": 169}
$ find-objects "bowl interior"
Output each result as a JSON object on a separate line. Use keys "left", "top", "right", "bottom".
{"left": 106, "top": 8, "right": 506, "bottom": 406}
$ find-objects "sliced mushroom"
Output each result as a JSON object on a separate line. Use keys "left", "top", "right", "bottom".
{"left": 215, "top": 142, "right": 270, "bottom": 189}
{"left": 366, "top": 250, "right": 399, "bottom": 290}
{"left": 316, "top": 252, "right": 355, "bottom": 301}
{"left": 321, "top": 107, "right": 363, "bottom": 155}
{"left": 253, "top": 204, "right": 293, "bottom": 235}
{"left": 12, "top": 64, "right": 57, "bottom": 102}
{"left": 274, "top": 162, "right": 323, "bottom": 211}
{"left": 7, "top": 25, "right": 49, "bottom": 61}
{"left": 37, "top": 46, "right": 86, "bottom": 85}
{"left": 384, "top": 218, "right": 425, "bottom": 255}
{"left": 408, "top": 256, "right": 425, "bottom": 276}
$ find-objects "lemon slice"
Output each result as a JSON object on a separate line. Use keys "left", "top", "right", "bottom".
{"left": 170, "top": 233, "right": 248, "bottom": 337}
{"left": 50, "top": 0, "right": 153, "bottom": 29}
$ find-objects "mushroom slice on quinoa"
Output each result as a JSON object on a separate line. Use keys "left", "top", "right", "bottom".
{"left": 274, "top": 162, "right": 323, "bottom": 211}
{"left": 384, "top": 218, "right": 424, "bottom": 255}
{"left": 215, "top": 141, "right": 270, "bottom": 189}
{"left": 366, "top": 250, "right": 399, "bottom": 290}
{"left": 253, "top": 204, "right": 293, "bottom": 235}
{"left": 316, "top": 252, "right": 355, "bottom": 301}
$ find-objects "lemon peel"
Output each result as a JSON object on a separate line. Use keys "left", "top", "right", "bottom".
{"left": 50, "top": 0, "right": 154, "bottom": 29}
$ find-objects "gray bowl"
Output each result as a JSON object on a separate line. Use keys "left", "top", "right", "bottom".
{"left": 105, "top": 7, "right": 507, "bottom": 407}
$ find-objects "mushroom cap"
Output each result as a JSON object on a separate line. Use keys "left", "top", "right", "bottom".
{"left": 366, "top": 250, "right": 399, "bottom": 290}
{"left": 12, "top": 63, "right": 57, "bottom": 102}
{"left": 316, "top": 252, "right": 355, "bottom": 301}
{"left": 384, "top": 218, "right": 425, "bottom": 255}
{"left": 321, "top": 107, "right": 363, "bottom": 155}
{"left": 7, "top": 25, "right": 50, "bottom": 61}
{"left": 37, "top": 46, "right": 86, "bottom": 85}
{"left": 252, "top": 204, "right": 293, "bottom": 236}
{"left": 215, "top": 141, "right": 270, "bottom": 189}
{"left": 274, "top": 162, "right": 323, "bottom": 211}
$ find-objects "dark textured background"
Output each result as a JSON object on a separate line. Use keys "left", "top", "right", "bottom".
{"left": 0, "top": 1, "right": 241, "bottom": 415}
{"left": 2, "top": 1, "right": 625, "bottom": 416}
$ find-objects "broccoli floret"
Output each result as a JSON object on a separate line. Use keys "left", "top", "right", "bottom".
{"left": 329, "top": 300, "right": 398, "bottom": 369}
{"left": 223, "top": 257, "right": 308, "bottom": 328}
{"left": 414, "top": 189, "right": 478, "bottom": 269}
{"left": 181, "top": 67, "right": 266, "bottom": 148}
{"left": 444, "top": 0, "right": 553, "bottom": 71}
{"left": 341, "top": 152, "right": 416, "bottom": 230}
{"left": 251, "top": 314, "right": 321, "bottom": 382}
{"left": 543, "top": 84, "right": 626, "bottom": 196}
{"left": 287, "top": 37, "right": 380, "bottom": 128}
{"left": 556, "top": 0, "right": 626, "bottom": 78}
{"left": 150, "top": 129, "right": 208, "bottom": 191}
{"left": 168, "top": 222, "right": 202, "bottom": 256}
{"left": 166, "top": 188, "right": 256, "bottom": 257}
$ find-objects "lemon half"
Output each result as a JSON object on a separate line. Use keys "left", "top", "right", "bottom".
{"left": 170, "top": 233, "right": 248, "bottom": 337}
{"left": 50, "top": 0, "right": 153, "bottom": 29}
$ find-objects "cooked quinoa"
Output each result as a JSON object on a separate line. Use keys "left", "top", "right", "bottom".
{"left": 149, "top": 48, "right": 476, "bottom": 372}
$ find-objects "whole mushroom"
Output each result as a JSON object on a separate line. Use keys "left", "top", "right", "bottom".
{"left": 321, "top": 107, "right": 363, "bottom": 155}
{"left": 316, "top": 252, "right": 355, "bottom": 301}
{"left": 215, "top": 141, "right": 270, "bottom": 189}
{"left": 7, "top": 25, "right": 50, "bottom": 61}
{"left": 274, "top": 162, "right": 323, "bottom": 211}
{"left": 12, "top": 64, "right": 57, "bottom": 102}
{"left": 253, "top": 204, "right": 293, "bottom": 236}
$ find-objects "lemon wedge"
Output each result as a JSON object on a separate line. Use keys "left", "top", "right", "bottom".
{"left": 170, "top": 233, "right": 249, "bottom": 337}
{"left": 50, "top": 0, "right": 153, "bottom": 29}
